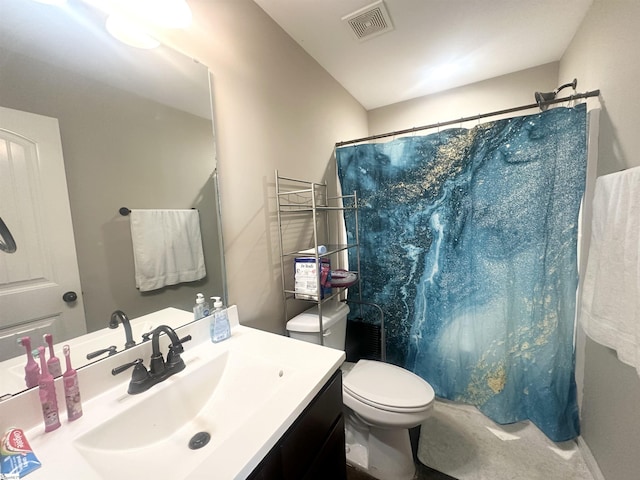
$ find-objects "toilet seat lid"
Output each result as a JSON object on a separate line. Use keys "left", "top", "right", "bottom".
{"left": 343, "top": 360, "right": 434, "bottom": 411}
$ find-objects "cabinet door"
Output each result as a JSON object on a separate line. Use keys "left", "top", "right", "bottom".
{"left": 247, "top": 370, "right": 345, "bottom": 480}
{"left": 281, "top": 371, "right": 343, "bottom": 479}
{"left": 302, "top": 415, "right": 346, "bottom": 480}
{"left": 247, "top": 451, "right": 282, "bottom": 480}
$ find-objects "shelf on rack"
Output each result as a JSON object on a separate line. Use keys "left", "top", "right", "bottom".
{"left": 277, "top": 204, "right": 358, "bottom": 212}
{"left": 283, "top": 244, "right": 358, "bottom": 258}
{"left": 283, "top": 289, "right": 354, "bottom": 303}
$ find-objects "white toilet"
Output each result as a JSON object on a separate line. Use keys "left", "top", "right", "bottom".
{"left": 286, "top": 301, "right": 435, "bottom": 480}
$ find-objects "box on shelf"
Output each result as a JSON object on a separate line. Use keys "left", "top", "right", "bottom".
{"left": 294, "top": 257, "right": 332, "bottom": 300}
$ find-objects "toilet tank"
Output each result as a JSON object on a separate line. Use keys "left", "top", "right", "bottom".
{"left": 286, "top": 301, "right": 350, "bottom": 350}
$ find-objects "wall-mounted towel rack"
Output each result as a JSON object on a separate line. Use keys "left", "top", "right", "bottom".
{"left": 119, "top": 207, "right": 197, "bottom": 216}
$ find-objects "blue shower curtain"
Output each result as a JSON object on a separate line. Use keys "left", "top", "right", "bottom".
{"left": 336, "top": 104, "right": 587, "bottom": 441}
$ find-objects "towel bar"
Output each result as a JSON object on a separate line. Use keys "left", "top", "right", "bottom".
{"left": 119, "top": 207, "right": 197, "bottom": 216}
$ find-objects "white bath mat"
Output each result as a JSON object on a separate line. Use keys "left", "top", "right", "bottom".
{"left": 417, "top": 400, "right": 594, "bottom": 480}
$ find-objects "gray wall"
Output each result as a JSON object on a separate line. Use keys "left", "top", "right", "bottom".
{"left": 561, "top": 1, "right": 640, "bottom": 479}
{"left": 368, "top": 63, "right": 560, "bottom": 135}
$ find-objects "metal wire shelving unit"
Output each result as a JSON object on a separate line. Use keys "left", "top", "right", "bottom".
{"left": 275, "top": 170, "right": 362, "bottom": 346}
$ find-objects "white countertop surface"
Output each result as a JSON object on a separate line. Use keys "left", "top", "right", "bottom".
{"left": 0, "top": 307, "right": 344, "bottom": 479}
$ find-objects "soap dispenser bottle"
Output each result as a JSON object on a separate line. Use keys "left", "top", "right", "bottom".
{"left": 193, "top": 293, "right": 210, "bottom": 320}
{"left": 210, "top": 296, "right": 231, "bottom": 343}
{"left": 37, "top": 346, "right": 61, "bottom": 432}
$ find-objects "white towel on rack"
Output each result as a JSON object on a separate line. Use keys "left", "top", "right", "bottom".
{"left": 580, "top": 166, "right": 640, "bottom": 375}
{"left": 129, "top": 209, "right": 206, "bottom": 292}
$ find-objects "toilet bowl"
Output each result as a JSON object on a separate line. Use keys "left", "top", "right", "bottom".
{"left": 342, "top": 359, "right": 434, "bottom": 480}
{"left": 286, "top": 302, "right": 435, "bottom": 480}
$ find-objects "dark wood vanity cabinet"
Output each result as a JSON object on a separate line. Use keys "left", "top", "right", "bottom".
{"left": 247, "top": 369, "right": 346, "bottom": 480}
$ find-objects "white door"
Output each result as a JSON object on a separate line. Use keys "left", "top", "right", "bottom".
{"left": 0, "top": 106, "right": 86, "bottom": 361}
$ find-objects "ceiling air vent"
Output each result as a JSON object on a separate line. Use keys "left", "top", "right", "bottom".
{"left": 342, "top": 0, "right": 394, "bottom": 42}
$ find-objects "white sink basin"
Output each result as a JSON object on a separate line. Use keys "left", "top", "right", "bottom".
{"left": 73, "top": 346, "right": 297, "bottom": 478}
{"left": 7, "top": 316, "right": 345, "bottom": 480}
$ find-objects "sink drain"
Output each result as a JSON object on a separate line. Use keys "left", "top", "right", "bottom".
{"left": 188, "top": 431, "right": 211, "bottom": 450}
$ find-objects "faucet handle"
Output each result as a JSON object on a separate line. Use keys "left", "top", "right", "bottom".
{"left": 112, "top": 358, "right": 152, "bottom": 394}
{"left": 86, "top": 345, "right": 118, "bottom": 360}
{"left": 166, "top": 336, "right": 192, "bottom": 372}
{"left": 162, "top": 335, "right": 192, "bottom": 363}
{"left": 112, "top": 358, "right": 145, "bottom": 376}
{"left": 171, "top": 335, "right": 193, "bottom": 354}
{"left": 166, "top": 349, "right": 184, "bottom": 371}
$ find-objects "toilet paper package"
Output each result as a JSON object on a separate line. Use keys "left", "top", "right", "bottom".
{"left": 294, "top": 257, "right": 331, "bottom": 300}
{"left": 0, "top": 428, "right": 41, "bottom": 478}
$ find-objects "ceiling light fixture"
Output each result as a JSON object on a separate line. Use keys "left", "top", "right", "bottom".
{"left": 88, "top": 0, "right": 193, "bottom": 49}
{"left": 102, "top": 0, "right": 192, "bottom": 29}
{"left": 105, "top": 14, "right": 160, "bottom": 49}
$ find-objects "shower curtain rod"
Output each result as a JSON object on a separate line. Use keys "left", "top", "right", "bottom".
{"left": 335, "top": 89, "right": 600, "bottom": 147}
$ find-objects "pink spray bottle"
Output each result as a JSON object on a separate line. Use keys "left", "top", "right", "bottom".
{"left": 44, "top": 333, "right": 62, "bottom": 378}
{"left": 63, "top": 345, "right": 83, "bottom": 421}
{"left": 19, "top": 336, "right": 40, "bottom": 388}
{"left": 37, "top": 346, "right": 61, "bottom": 432}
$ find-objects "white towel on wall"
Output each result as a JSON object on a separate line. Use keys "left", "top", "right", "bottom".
{"left": 130, "top": 209, "right": 206, "bottom": 292}
{"left": 580, "top": 166, "right": 640, "bottom": 375}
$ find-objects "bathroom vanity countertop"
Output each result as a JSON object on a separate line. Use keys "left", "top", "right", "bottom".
{"left": 9, "top": 315, "right": 345, "bottom": 479}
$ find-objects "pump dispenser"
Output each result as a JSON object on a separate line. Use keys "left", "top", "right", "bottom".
{"left": 193, "top": 293, "right": 210, "bottom": 320}
{"left": 210, "top": 296, "right": 231, "bottom": 343}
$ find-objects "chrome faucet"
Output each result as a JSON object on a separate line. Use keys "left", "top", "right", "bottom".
{"left": 109, "top": 310, "right": 136, "bottom": 350}
{"left": 112, "top": 325, "right": 192, "bottom": 395}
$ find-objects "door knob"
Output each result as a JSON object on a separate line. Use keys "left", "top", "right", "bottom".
{"left": 62, "top": 291, "right": 78, "bottom": 303}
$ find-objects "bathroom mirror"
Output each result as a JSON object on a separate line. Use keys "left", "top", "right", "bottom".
{"left": 0, "top": 0, "right": 225, "bottom": 396}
